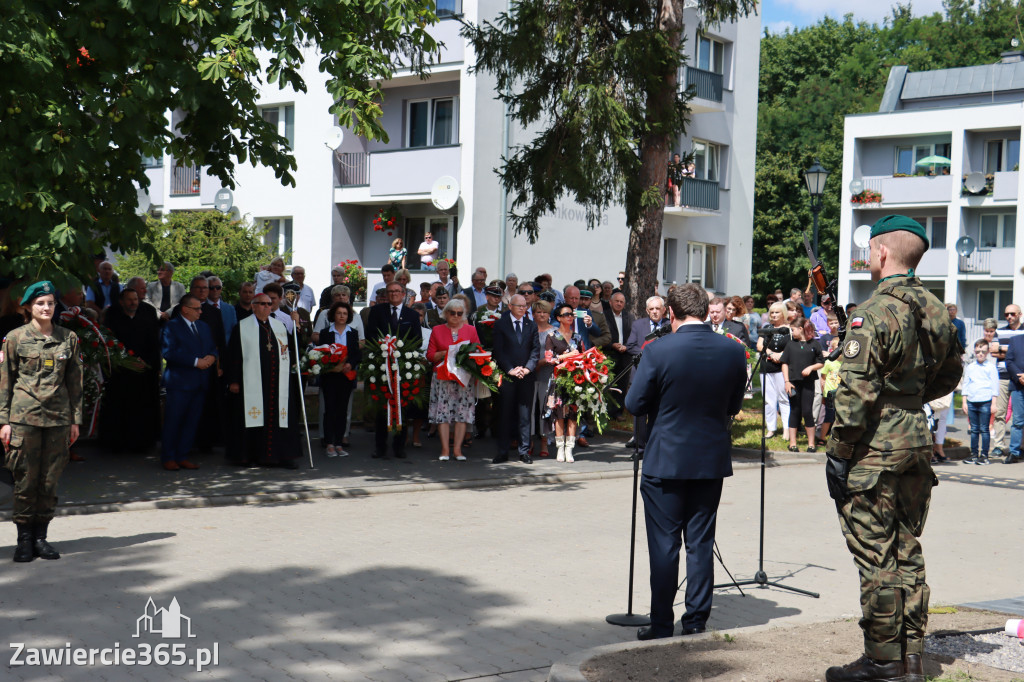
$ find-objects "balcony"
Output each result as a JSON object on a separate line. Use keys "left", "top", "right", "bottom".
{"left": 959, "top": 248, "right": 1015, "bottom": 276}
{"left": 850, "top": 246, "right": 869, "bottom": 272}
{"left": 335, "top": 145, "right": 462, "bottom": 202}
{"left": 684, "top": 67, "right": 724, "bottom": 114}
{"left": 678, "top": 178, "right": 719, "bottom": 211}
{"left": 171, "top": 164, "right": 201, "bottom": 196}
{"left": 857, "top": 174, "right": 953, "bottom": 205}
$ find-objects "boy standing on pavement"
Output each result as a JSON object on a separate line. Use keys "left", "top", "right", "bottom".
{"left": 962, "top": 340, "right": 999, "bottom": 465}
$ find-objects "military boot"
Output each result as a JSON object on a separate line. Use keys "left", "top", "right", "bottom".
{"left": 825, "top": 655, "right": 904, "bottom": 682}
{"left": 903, "top": 653, "right": 924, "bottom": 682}
{"left": 32, "top": 521, "right": 60, "bottom": 560}
{"left": 13, "top": 523, "right": 35, "bottom": 562}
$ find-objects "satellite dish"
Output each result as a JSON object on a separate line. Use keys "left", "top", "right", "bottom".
{"left": 214, "top": 187, "right": 234, "bottom": 213}
{"left": 849, "top": 178, "right": 864, "bottom": 195}
{"left": 955, "top": 235, "right": 976, "bottom": 258}
{"left": 852, "top": 225, "right": 872, "bottom": 249}
{"left": 323, "top": 126, "right": 344, "bottom": 151}
{"left": 227, "top": 206, "right": 241, "bottom": 221}
{"left": 964, "top": 172, "right": 986, "bottom": 194}
{"left": 135, "top": 188, "right": 151, "bottom": 216}
{"left": 430, "top": 175, "right": 460, "bottom": 211}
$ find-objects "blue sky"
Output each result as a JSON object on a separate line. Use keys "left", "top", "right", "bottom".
{"left": 760, "top": 0, "right": 948, "bottom": 34}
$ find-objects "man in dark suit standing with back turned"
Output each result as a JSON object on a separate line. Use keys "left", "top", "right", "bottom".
{"left": 625, "top": 282, "right": 747, "bottom": 640}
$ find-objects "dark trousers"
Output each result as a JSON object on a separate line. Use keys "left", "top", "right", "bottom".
{"left": 967, "top": 400, "right": 992, "bottom": 456}
{"left": 788, "top": 378, "right": 815, "bottom": 430}
{"left": 162, "top": 388, "right": 206, "bottom": 462}
{"left": 321, "top": 375, "right": 355, "bottom": 447}
{"left": 640, "top": 475, "right": 723, "bottom": 635}
{"left": 375, "top": 410, "right": 407, "bottom": 457}
{"left": 498, "top": 377, "right": 534, "bottom": 457}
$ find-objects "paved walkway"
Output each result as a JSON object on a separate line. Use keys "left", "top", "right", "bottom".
{"left": 1, "top": 415, "right": 1023, "bottom": 681}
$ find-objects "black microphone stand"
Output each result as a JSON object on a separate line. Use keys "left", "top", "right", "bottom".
{"left": 606, "top": 352, "right": 651, "bottom": 627}
{"left": 713, "top": 339, "right": 818, "bottom": 597}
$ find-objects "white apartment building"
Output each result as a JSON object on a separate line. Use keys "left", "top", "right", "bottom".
{"left": 143, "top": 3, "right": 760, "bottom": 300}
{"left": 838, "top": 56, "right": 1024, "bottom": 322}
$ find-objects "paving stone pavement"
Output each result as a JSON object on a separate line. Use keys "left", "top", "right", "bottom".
{"left": 1, "top": 448, "right": 1023, "bottom": 681}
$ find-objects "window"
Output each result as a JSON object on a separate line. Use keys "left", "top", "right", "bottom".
{"left": 978, "top": 289, "right": 1014, "bottom": 321}
{"left": 662, "top": 238, "right": 678, "bottom": 281}
{"left": 407, "top": 97, "right": 457, "bottom": 148}
{"left": 986, "top": 138, "right": 1021, "bottom": 173}
{"left": 260, "top": 217, "right": 293, "bottom": 259}
{"left": 697, "top": 36, "right": 724, "bottom": 74}
{"left": 913, "top": 217, "right": 947, "bottom": 249}
{"left": 894, "top": 142, "right": 951, "bottom": 175}
{"left": 142, "top": 154, "right": 162, "bottom": 168}
{"left": 436, "top": 0, "right": 460, "bottom": 16}
{"left": 404, "top": 215, "right": 455, "bottom": 269}
{"left": 692, "top": 140, "right": 720, "bottom": 182}
{"left": 260, "top": 104, "right": 295, "bottom": 149}
{"left": 979, "top": 214, "right": 1016, "bottom": 248}
{"left": 685, "top": 242, "right": 716, "bottom": 289}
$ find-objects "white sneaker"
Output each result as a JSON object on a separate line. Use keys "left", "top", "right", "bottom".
{"left": 439, "top": 455, "right": 450, "bottom": 461}
{"left": 336, "top": 449, "right": 349, "bottom": 458}
{"left": 326, "top": 445, "right": 338, "bottom": 458}
{"left": 455, "top": 455, "right": 467, "bottom": 461}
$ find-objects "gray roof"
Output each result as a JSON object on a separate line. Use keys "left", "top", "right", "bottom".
{"left": 901, "top": 61, "right": 1024, "bottom": 101}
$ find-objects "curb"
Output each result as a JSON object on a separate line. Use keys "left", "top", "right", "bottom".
{"left": 1, "top": 454, "right": 824, "bottom": 520}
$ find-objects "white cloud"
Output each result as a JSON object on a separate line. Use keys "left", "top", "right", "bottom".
{"left": 773, "top": 0, "right": 946, "bottom": 25}
{"left": 765, "top": 20, "right": 796, "bottom": 34}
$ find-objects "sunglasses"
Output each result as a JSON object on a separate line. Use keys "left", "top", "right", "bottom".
{"left": 209, "top": 285, "right": 222, "bottom": 290}
{"left": 448, "top": 311, "right": 464, "bottom": 317}
{"left": 1007, "top": 312, "right": 1019, "bottom": 317}
{"left": 518, "top": 290, "right": 532, "bottom": 296}
{"left": 557, "top": 312, "right": 574, "bottom": 317}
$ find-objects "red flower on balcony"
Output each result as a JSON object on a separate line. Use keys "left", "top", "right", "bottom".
{"left": 850, "top": 189, "right": 882, "bottom": 205}
{"left": 373, "top": 204, "right": 403, "bottom": 232}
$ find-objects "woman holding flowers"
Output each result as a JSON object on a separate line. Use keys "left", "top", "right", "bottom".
{"left": 532, "top": 300, "right": 555, "bottom": 458}
{"left": 544, "top": 303, "right": 584, "bottom": 463}
{"left": 427, "top": 299, "right": 480, "bottom": 461}
{"left": 319, "top": 302, "right": 361, "bottom": 457}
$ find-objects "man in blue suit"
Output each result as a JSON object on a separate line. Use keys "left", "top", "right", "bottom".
{"left": 625, "top": 283, "right": 747, "bottom": 640}
{"left": 492, "top": 294, "right": 540, "bottom": 464}
{"left": 161, "top": 294, "right": 218, "bottom": 471}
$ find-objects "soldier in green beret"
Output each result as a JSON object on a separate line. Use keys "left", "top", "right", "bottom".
{"left": 823, "top": 216, "right": 962, "bottom": 682}
{"left": 0, "top": 281, "right": 83, "bottom": 562}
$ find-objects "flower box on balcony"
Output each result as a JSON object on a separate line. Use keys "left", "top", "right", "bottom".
{"left": 850, "top": 259, "right": 869, "bottom": 271}
{"left": 850, "top": 189, "right": 883, "bottom": 205}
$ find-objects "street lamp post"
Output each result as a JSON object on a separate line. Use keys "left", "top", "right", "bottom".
{"left": 803, "top": 160, "right": 829, "bottom": 259}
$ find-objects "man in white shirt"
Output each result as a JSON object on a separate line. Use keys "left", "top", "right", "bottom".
{"left": 288, "top": 266, "right": 316, "bottom": 312}
{"left": 417, "top": 232, "right": 439, "bottom": 269}
{"left": 370, "top": 264, "right": 397, "bottom": 298}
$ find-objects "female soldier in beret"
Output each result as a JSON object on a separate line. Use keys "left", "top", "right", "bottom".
{"left": 0, "top": 281, "right": 83, "bottom": 562}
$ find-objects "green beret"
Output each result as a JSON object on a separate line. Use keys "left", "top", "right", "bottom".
{"left": 20, "top": 280, "right": 56, "bottom": 306}
{"left": 870, "top": 215, "right": 929, "bottom": 249}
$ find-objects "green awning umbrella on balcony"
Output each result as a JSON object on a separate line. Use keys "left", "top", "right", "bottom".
{"left": 915, "top": 155, "right": 952, "bottom": 167}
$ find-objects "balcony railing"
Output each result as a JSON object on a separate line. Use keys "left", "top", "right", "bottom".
{"left": 850, "top": 246, "right": 869, "bottom": 271}
{"left": 959, "top": 249, "right": 991, "bottom": 274}
{"left": 678, "top": 178, "right": 719, "bottom": 210}
{"left": 171, "top": 164, "right": 201, "bottom": 196}
{"left": 685, "top": 67, "right": 723, "bottom": 103}
{"left": 336, "top": 152, "right": 369, "bottom": 187}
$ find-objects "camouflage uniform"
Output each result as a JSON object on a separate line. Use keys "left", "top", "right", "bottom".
{"left": 827, "top": 275, "right": 962, "bottom": 662}
{"left": 0, "top": 324, "right": 84, "bottom": 524}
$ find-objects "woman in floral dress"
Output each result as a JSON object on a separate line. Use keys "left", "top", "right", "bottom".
{"left": 544, "top": 303, "right": 583, "bottom": 463}
{"left": 426, "top": 299, "right": 480, "bottom": 461}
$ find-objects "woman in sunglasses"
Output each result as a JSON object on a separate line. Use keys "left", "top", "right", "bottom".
{"left": 426, "top": 299, "right": 480, "bottom": 461}
{"left": 543, "top": 304, "right": 584, "bottom": 463}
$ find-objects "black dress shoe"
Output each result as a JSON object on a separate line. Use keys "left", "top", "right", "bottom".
{"left": 625, "top": 437, "right": 636, "bottom": 448}
{"left": 681, "top": 626, "right": 705, "bottom": 635}
{"left": 825, "top": 655, "right": 904, "bottom": 682}
{"left": 394, "top": 451, "right": 407, "bottom": 459}
{"left": 372, "top": 452, "right": 384, "bottom": 459}
{"left": 636, "top": 626, "right": 672, "bottom": 641}
{"left": 520, "top": 454, "right": 533, "bottom": 464}
{"left": 904, "top": 653, "right": 924, "bottom": 682}
{"left": 492, "top": 455, "right": 509, "bottom": 464}
{"left": 281, "top": 459, "right": 299, "bottom": 470}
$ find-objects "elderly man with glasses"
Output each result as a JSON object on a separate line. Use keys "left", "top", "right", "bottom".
{"left": 995, "top": 304, "right": 1024, "bottom": 460}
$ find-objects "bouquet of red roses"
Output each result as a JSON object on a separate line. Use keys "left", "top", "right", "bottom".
{"left": 552, "top": 346, "right": 616, "bottom": 433}
{"left": 302, "top": 344, "right": 356, "bottom": 379}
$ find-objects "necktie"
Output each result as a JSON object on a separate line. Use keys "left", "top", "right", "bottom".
{"left": 651, "top": 321, "right": 656, "bottom": 333}
{"left": 714, "top": 324, "right": 720, "bottom": 333}
{"left": 391, "top": 306, "right": 399, "bottom": 326}
{"left": 515, "top": 319, "right": 522, "bottom": 342}
{"left": 190, "top": 323, "right": 199, "bottom": 339}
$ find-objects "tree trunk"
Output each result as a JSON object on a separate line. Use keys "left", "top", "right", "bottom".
{"left": 623, "top": 0, "right": 684, "bottom": 321}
